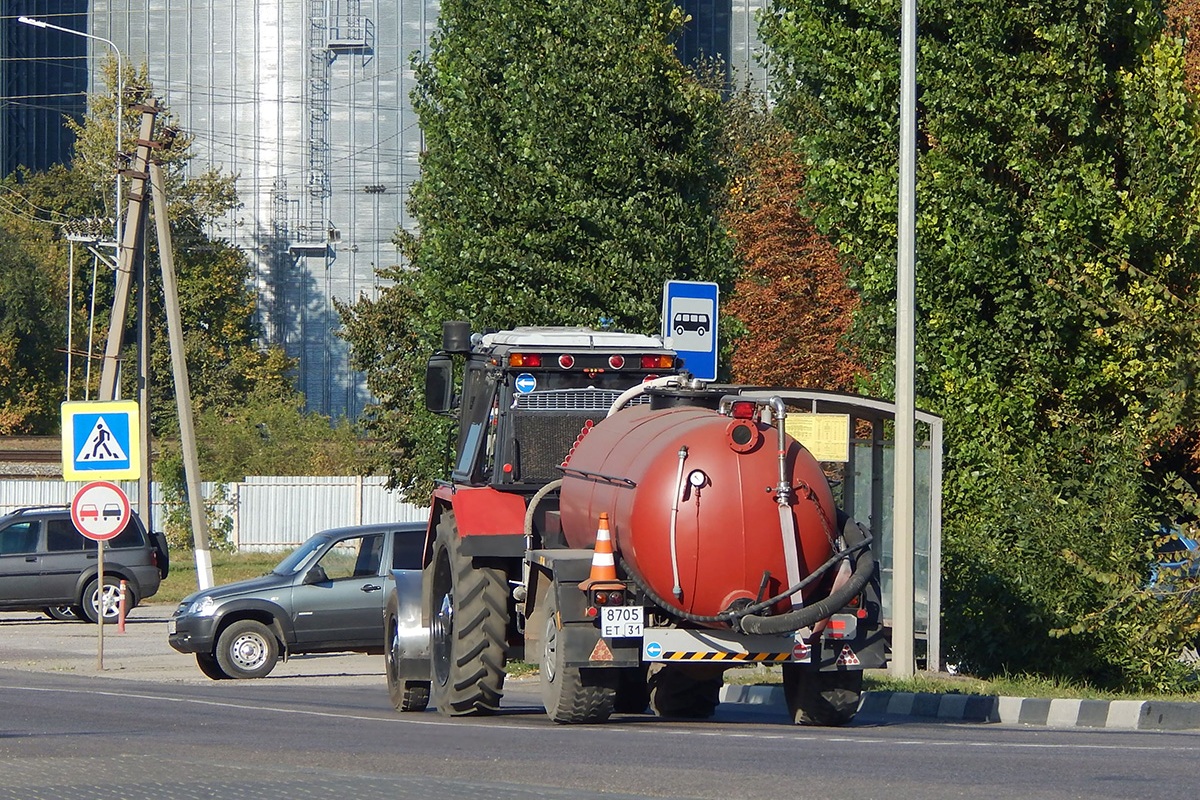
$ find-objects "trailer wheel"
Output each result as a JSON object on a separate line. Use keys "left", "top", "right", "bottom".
{"left": 783, "top": 665, "right": 862, "bottom": 726}
{"left": 386, "top": 595, "right": 430, "bottom": 712}
{"left": 540, "top": 587, "right": 616, "bottom": 724}
{"left": 429, "top": 511, "right": 508, "bottom": 716}
{"left": 648, "top": 663, "right": 723, "bottom": 719}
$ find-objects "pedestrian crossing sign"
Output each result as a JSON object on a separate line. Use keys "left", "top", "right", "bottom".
{"left": 61, "top": 400, "right": 141, "bottom": 480}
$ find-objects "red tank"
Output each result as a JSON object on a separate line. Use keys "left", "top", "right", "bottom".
{"left": 559, "top": 404, "right": 838, "bottom": 625}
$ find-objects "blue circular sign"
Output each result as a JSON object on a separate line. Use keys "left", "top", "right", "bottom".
{"left": 645, "top": 641, "right": 662, "bottom": 659}
{"left": 515, "top": 373, "right": 537, "bottom": 393}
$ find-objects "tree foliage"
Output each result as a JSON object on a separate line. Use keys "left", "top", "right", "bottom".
{"left": 341, "top": 0, "right": 735, "bottom": 494}
{"left": 762, "top": 0, "right": 1200, "bottom": 688}
{"left": 186, "top": 385, "right": 375, "bottom": 482}
{"left": 0, "top": 59, "right": 294, "bottom": 441}
{"left": 721, "top": 95, "right": 863, "bottom": 389}
{"left": 0, "top": 223, "right": 62, "bottom": 433}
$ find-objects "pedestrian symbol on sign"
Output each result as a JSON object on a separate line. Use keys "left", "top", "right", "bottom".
{"left": 76, "top": 416, "right": 128, "bottom": 463}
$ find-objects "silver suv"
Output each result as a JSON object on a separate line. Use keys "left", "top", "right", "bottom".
{"left": 0, "top": 505, "right": 169, "bottom": 623}
{"left": 168, "top": 522, "right": 425, "bottom": 680}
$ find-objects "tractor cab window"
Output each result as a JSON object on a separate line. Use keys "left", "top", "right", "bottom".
{"left": 452, "top": 363, "right": 498, "bottom": 484}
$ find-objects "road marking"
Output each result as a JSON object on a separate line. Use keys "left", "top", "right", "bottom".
{"left": 0, "top": 683, "right": 1190, "bottom": 751}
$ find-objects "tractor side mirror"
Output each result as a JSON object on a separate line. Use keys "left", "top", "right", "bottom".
{"left": 425, "top": 354, "right": 455, "bottom": 414}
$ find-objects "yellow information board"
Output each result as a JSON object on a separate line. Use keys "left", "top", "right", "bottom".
{"left": 785, "top": 413, "right": 851, "bottom": 463}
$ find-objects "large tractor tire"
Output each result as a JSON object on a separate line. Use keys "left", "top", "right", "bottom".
{"left": 385, "top": 592, "right": 430, "bottom": 712}
{"left": 428, "top": 512, "right": 508, "bottom": 716}
{"left": 782, "top": 665, "right": 863, "bottom": 726}
{"left": 540, "top": 586, "right": 616, "bottom": 724}
{"left": 648, "top": 663, "right": 724, "bottom": 719}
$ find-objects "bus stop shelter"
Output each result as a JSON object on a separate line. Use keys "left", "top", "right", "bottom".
{"left": 738, "top": 389, "right": 944, "bottom": 671}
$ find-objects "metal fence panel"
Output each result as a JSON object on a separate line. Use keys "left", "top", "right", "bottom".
{"left": 1, "top": 477, "right": 427, "bottom": 552}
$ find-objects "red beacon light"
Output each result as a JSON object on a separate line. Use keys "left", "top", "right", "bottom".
{"left": 608, "top": 354, "right": 626, "bottom": 369}
{"left": 729, "top": 401, "right": 757, "bottom": 420}
{"left": 509, "top": 353, "right": 542, "bottom": 368}
{"left": 558, "top": 354, "right": 575, "bottom": 369}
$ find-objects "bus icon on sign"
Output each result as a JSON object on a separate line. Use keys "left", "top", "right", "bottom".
{"left": 673, "top": 312, "right": 710, "bottom": 337}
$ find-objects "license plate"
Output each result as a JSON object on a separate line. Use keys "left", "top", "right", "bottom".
{"left": 601, "top": 606, "right": 643, "bottom": 638}
{"left": 167, "top": 619, "right": 177, "bottom": 635}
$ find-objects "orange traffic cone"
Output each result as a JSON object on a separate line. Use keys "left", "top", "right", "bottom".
{"left": 580, "top": 512, "right": 620, "bottom": 590}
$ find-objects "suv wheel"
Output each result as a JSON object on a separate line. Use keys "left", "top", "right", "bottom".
{"left": 81, "top": 576, "right": 127, "bottom": 624}
{"left": 196, "top": 652, "right": 231, "bottom": 680}
{"left": 215, "top": 620, "right": 280, "bottom": 679}
{"left": 43, "top": 606, "right": 81, "bottom": 622}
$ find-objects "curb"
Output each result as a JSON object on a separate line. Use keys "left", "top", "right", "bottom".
{"left": 719, "top": 685, "right": 1200, "bottom": 731}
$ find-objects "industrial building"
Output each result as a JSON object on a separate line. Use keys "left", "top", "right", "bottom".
{"left": 2, "top": 1, "right": 767, "bottom": 420}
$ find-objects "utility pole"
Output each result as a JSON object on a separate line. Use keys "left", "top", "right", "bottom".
{"left": 99, "top": 101, "right": 159, "bottom": 401}
{"left": 94, "top": 98, "right": 214, "bottom": 589}
{"left": 148, "top": 160, "right": 214, "bottom": 590}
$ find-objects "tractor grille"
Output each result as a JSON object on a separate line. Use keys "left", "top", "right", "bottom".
{"left": 514, "top": 388, "right": 643, "bottom": 412}
{"left": 510, "top": 389, "right": 649, "bottom": 482}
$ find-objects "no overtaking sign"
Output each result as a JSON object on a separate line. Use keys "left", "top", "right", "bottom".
{"left": 70, "top": 481, "right": 131, "bottom": 541}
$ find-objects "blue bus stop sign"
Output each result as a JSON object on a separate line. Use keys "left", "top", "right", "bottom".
{"left": 662, "top": 281, "right": 719, "bottom": 381}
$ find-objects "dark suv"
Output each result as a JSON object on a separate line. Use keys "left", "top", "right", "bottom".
{"left": 168, "top": 522, "right": 426, "bottom": 679}
{"left": 0, "top": 505, "right": 169, "bottom": 623}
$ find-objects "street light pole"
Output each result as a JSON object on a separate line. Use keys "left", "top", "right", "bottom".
{"left": 892, "top": 0, "right": 918, "bottom": 678}
{"left": 18, "top": 15, "right": 124, "bottom": 250}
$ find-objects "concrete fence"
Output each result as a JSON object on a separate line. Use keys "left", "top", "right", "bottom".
{"left": 0, "top": 476, "right": 428, "bottom": 551}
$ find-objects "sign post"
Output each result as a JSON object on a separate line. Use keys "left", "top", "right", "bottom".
{"left": 71, "top": 480, "right": 131, "bottom": 670}
{"left": 662, "top": 281, "right": 720, "bottom": 381}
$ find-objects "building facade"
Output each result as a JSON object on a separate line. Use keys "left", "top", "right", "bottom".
{"left": 1, "top": 1, "right": 89, "bottom": 175}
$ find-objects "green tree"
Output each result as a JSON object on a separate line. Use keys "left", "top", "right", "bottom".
{"left": 342, "top": 0, "right": 735, "bottom": 493}
{"left": 0, "top": 160, "right": 109, "bottom": 432}
{"left": 761, "top": 0, "right": 1200, "bottom": 688}
{"left": 159, "top": 384, "right": 377, "bottom": 483}
{"left": 0, "top": 223, "right": 62, "bottom": 432}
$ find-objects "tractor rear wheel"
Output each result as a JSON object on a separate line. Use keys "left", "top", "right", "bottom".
{"left": 648, "top": 663, "right": 724, "bottom": 719}
{"left": 428, "top": 512, "right": 508, "bottom": 716}
{"left": 783, "top": 665, "right": 862, "bottom": 726}
{"left": 614, "top": 665, "right": 650, "bottom": 714}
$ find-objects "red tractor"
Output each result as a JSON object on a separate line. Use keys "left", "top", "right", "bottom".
{"left": 384, "top": 321, "right": 885, "bottom": 724}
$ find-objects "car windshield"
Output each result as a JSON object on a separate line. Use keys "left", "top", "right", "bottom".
{"left": 271, "top": 536, "right": 328, "bottom": 575}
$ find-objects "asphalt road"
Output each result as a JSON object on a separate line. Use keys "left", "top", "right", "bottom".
{"left": 2, "top": 608, "right": 1199, "bottom": 799}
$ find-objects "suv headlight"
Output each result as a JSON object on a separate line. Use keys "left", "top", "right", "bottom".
{"left": 187, "top": 596, "right": 217, "bottom": 617}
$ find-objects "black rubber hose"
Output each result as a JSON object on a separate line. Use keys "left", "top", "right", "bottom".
{"left": 736, "top": 516, "right": 875, "bottom": 636}
{"left": 618, "top": 536, "right": 866, "bottom": 626}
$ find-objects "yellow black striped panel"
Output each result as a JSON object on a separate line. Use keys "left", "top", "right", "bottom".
{"left": 660, "top": 651, "right": 791, "bottom": 662}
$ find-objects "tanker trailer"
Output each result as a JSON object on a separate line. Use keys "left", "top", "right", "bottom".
{"left": 384, "top": 322, "right": 885, "bottom": 726}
